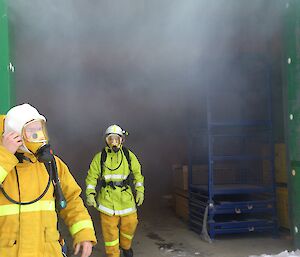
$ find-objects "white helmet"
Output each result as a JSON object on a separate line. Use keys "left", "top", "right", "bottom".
{"left": 105, "top": 124, "right": 125, "bottom": 137}
{"left": 4, "top": 103, "right": 46, "bottom": 153}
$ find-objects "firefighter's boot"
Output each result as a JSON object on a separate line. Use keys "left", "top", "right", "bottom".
{"left": 122, "top": 248, "right": 133, "bottom": 257}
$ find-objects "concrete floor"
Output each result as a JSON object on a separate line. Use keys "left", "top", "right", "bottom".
{"left": 64, "top": 205, "right": 294, "bottom": 257}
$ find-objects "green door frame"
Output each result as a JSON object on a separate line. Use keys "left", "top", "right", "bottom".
{"left": 0, "top": 0, "right": 14, "bottom": 113}
{"left": 283, "top": 0, "right": 300, "bottom": 249}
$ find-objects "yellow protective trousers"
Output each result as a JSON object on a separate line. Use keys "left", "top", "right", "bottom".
{"left": 100, "top": 212, "right": 138, "bottom": 257}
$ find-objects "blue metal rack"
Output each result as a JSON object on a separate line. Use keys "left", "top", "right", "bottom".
{"left": 188, "top": 55, "right": 278, "bottom": 239}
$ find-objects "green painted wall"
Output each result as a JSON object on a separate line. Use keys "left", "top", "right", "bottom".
{"left": 0, "top": 0, "right": 14, "bottom": 113}
{"left": 283, "top": 0, "right": 300, "bottom": 249}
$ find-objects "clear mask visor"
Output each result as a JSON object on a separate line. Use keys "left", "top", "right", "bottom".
{"left": 22, "top": 119, "right": 49, "bottom": 143}
{"left": 106, "top": 134, "right": 122, "bottom": 148}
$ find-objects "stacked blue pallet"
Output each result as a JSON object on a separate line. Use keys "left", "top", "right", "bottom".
{"left": 188, "top": 55, "right": 278, "bottom": 239}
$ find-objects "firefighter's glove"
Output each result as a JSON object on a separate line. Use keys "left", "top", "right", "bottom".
{"left": 135, "top": 192, "right": 144, "bottom": 206}
{"left": 86, "top": 194, "right": 97, "bottom": 207}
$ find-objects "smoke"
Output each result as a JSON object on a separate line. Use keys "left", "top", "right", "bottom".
{"left": 8, "top": 0, "right": 283, "bottom": 203}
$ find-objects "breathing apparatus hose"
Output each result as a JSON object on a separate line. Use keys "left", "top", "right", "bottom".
{"left": 0, "top": 165, "right": 52, "bottom": 205}
{"left": 102, "top": 149, "right": 124, "bottom": 171}
{"left": 50, "top": 156, "right": 67, "bottom": 209}
{"left": 0, "top": 154, "right": 67, "bottom": 210}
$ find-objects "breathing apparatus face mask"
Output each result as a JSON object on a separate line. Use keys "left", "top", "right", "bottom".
{"left": 22, "top": 120, "right": 52, "bottom": 162}
{"left": 106, "top": 134, "right": 122, "bottom": 153}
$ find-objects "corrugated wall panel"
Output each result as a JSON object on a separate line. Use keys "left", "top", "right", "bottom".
{"left": 0, "top": 0, "right": 14, "bottom": 113}
{"left": 283, "top": 0, "right": 300, "bottom": 249}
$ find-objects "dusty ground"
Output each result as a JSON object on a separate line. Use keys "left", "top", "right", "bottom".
{"left": 63, "top": 204, "right": 293, "bottom": 257}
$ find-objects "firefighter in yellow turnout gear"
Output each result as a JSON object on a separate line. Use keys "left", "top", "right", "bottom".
{"left": 85, "top": 125, "right": 144, "bottom": 257}
{"left": 0, "top": 104, "right": 97, "bottom": 257}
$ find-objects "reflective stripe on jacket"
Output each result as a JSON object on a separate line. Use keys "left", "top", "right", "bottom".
{"left": 0, "top": 145, "right": 97, "bottom": 257}
{"left": 85, "top": 146, "right": 144, "bottom": 216}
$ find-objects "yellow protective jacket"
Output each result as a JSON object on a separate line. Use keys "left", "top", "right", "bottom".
{"left": 86, "top": 146, "right": 144, "bottom": 216}
{"left": 0, "top": 145, "right": 97, "bottom": 257}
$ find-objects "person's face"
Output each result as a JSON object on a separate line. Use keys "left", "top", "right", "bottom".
{"left": 22, "top": 120, "right": 48, "bottom": 153}
{"left": 106, "top": 134, "right": 122, "bottom": 151}
{"left": 23, "top": 120, "right": 47, "bottom": 142}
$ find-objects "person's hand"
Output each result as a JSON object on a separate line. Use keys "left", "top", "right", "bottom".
{"left": 86, "top": 194, "right": 97, "bottom": 207}
{"left": 74, "top": 241, "right": 93, "bottom": 257}
{"left": 135, "top": 191, "right": 144, "bottom": 206}
{"left": 2, "top": 132, "right": 23, "bottom": 154}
